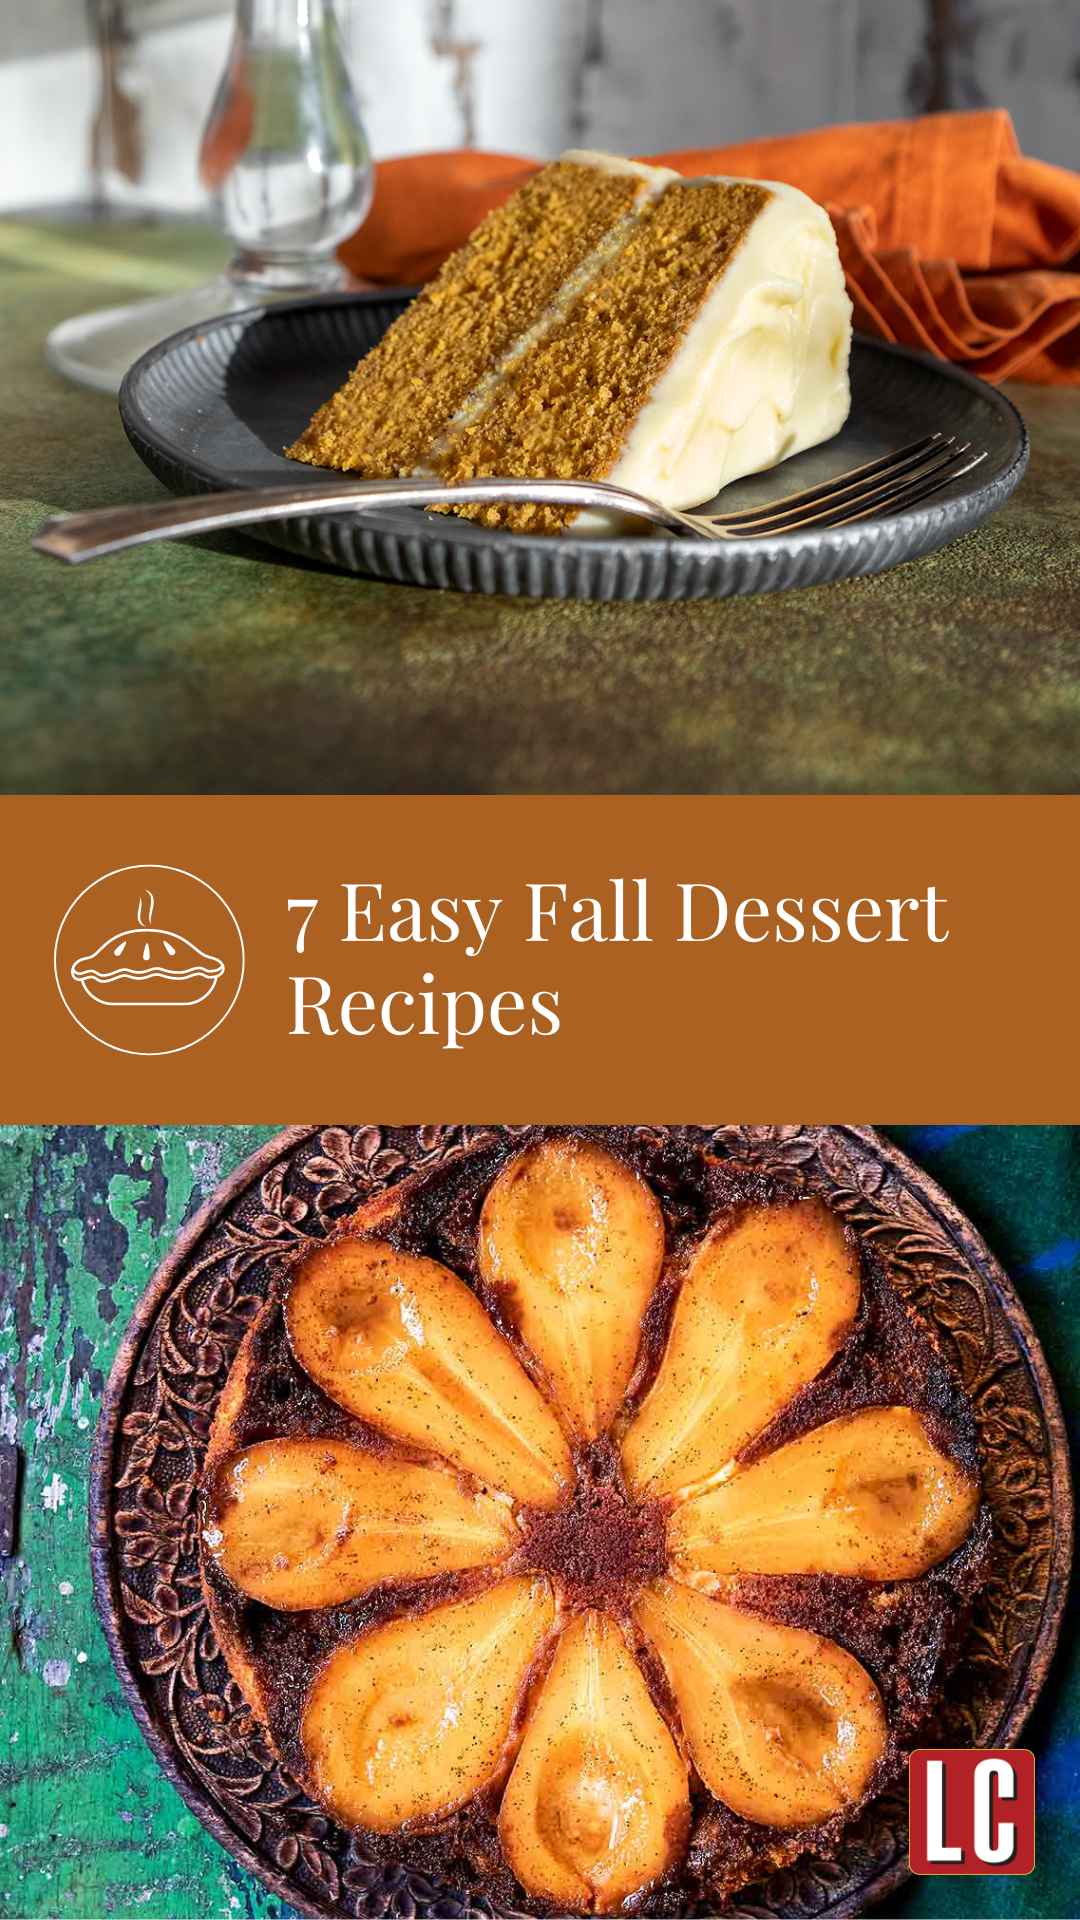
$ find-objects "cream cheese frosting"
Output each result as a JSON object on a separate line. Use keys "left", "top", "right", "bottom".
{"left": 605, "top": 176, "right": 852, "bottom": 515}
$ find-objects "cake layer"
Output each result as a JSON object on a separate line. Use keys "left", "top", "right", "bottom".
{"left": 434, "top": 177, "right": 773, "bottom": 531}
{"left": 436, "top": 174, "right": 851, "bottom": 530}
{"left": 288, "top": 150, "right": 853, "bottom": 534}
{"left": 288, "top": 155, "right": 665, "bottom": 480}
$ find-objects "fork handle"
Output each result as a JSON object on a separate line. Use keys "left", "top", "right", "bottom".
{"left": 32, "top": 475, "right": 687, "bottom": 563}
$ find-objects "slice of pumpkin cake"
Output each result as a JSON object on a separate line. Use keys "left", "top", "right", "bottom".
{"left": 288, "top": 150, "right": 852, "bottom": 532}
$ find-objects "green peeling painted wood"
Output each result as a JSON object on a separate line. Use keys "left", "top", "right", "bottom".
{"left": 0, "top": 1127, "right": 285, "bottom": 1920}
{"left": 3, "top": 219, "right": 1080, "bottom": 798}
{"left": 1, "top": 1125, "right": 1078, "bottom": 1920}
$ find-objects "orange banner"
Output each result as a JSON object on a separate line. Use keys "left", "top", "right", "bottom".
{"left": 2, "top": 794, "right": 1075, "bottom": 1121}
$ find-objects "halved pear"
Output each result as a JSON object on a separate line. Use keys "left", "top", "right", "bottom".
{"left": 478, "top": 1136, "right": 665, "bottom": 1440}
{"left": 634, "top": 1579, "right": 885, "bottom": 1829}
{"left": 302, "top": 1575, "right": 554, "bottom": 1830}
{"left": 286, "top": 1237, "right": 572, "bottom": 1507}
{"left": 498, "top": 1610, "right": 689, "bottom": 1912}
{"left": 622, "top": 1200, "right": 860, "bottom": 1497}
{"left": 205, "top": 1437, "right": 517, "bottom": 1608}
{"left": 670, "top": 1406, "right": 979, "bottom": 1580}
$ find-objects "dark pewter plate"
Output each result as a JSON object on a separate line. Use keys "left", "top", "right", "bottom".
{"left": 90, "top": 1124, "right": 1071, "bottom": 1920}
{"left": 118, "top": 293, "right": 1029, "bottom": 602}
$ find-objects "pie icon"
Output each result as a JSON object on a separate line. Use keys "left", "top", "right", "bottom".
{"left": 70, "top": 891, "right": 225, "bottom": 1007}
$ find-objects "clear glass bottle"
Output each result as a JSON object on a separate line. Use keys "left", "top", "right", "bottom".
{"left": 199, "top": 0, "right": 373, "bottom": 294}
{"left": 47, "top": 0, "right": 373, "bottom": 393}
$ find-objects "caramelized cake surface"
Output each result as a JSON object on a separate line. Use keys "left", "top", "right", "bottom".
{"left": 200, "top": 1128, "right": 987, "bottom": 1914}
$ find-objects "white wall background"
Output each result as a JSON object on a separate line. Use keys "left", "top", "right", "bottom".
{"left": 1, "top": 0, "right": 1077, "bottom": 216}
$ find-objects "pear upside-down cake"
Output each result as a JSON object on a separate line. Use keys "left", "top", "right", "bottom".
{"left": 200, "top": 1127, "right": 989, "bottom": 1915}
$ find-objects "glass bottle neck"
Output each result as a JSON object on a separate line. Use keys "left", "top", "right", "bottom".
{"left": 205, "top": 0, "right": 371, "bottom": 294}
{"left": 235, "top": 0, "right": 338, "bottom": 40}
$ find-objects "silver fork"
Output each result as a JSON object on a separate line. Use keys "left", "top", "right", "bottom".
{"left": 33, "top": 432, "right": 985, "bottom": 563}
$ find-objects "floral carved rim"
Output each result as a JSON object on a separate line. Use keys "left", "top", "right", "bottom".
{"left": 89, "top": 1125, "right": 1073, "bottom": 1920}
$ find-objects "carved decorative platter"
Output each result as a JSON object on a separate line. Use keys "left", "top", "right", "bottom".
{"left": 90, "top": 1126, "right": 1072, "bottom": 1919}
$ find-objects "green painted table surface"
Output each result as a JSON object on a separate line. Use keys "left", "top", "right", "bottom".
{"left": 3, "top": 219, "right": 1080, "bottom": 797}
{"left": 1, "top": 1124, "right": 1077, "bottom": 1920}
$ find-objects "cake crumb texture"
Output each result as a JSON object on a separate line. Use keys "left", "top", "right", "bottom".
{"left": 287, "top": 161, "right": 644, "bottom": 478}
{"left": 435, "top": 180, "right": 771, "bottom": 531}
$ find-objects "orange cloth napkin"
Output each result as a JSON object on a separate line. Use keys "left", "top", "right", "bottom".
{"left": 339, "top": 111, "right": 1080, "bottom": 386}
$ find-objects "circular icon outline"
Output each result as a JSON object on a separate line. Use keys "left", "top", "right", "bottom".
{"left": 54, "top": 863, "right": 245, "bottom": 1057}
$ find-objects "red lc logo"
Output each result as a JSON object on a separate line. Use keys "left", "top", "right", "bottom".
{"left": 909, "top": 1749, "right": 1035, "bottom": 1875}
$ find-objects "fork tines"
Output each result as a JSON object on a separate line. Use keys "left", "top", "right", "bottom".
{"left": 708, "top": 433, "right": 987, "bottom": 537}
